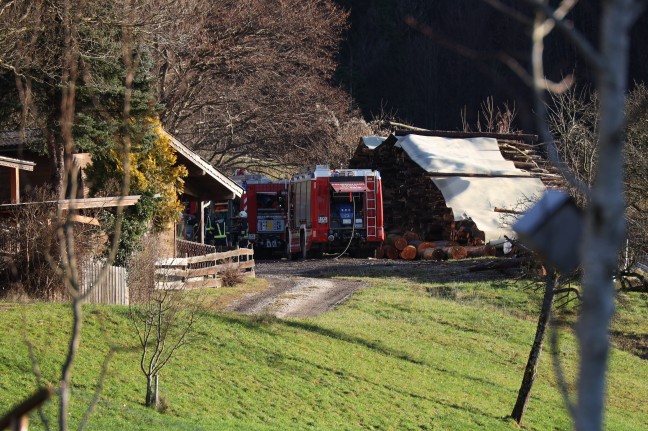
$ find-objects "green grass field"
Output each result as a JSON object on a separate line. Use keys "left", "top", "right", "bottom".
{"left": 1, "top": 271, "right": 647, "bottom": 430}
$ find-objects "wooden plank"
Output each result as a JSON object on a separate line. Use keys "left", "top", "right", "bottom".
{"left": 80, "top": 262, "right": 128, "bottom": 305}
{"left": 58, "top": 195, "right": 141, "bottom": 210}
{"left": 184, "top": 248, "right": 253, "bottom": 264}
{"left": 0, "top": 155, "right": 36, "bottom": 171}
{"left": 186, "top": 266, "right": 220, "bottom": 278}
{"left": 187, "top": 260, "right": 254, "bottom": 277}
{"left": 393, "top": 129, "right": 538, "bottom": 144}
{"left": 156, "top": 257, "right": 188, "bottom": 267}
{"left": 157, "top": 268, "right": 189, "bottom": 277}
{"left": 238, "top": 260, "right": 256, "bottom": 270}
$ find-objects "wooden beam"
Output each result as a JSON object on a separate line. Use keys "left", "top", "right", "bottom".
{"left": 0, "top": 155, "right": 36, "bottom": 171}
{"left": 9, "top": 167, "right": 19, "bottom": 204}
{"left": 394, "top": 129, "right": 539, "bottom": 144}
{"left": 0, "top": 195, "right": 141, "bottom": 211}
{"left": 57, "top": 195, "right": 141, "bottom": 210}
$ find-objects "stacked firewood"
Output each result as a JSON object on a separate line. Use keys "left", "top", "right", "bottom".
{"left": 350, "top": 130, "right": 568, "bottom": 246}
{"left": 375, "top": 231, "right": 497, "bottom": 261}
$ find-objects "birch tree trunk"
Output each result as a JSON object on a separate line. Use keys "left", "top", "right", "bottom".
{"left": 575, "top": 2, "right": 634, "bottom": 429}
{"left": 520, "top": 1, "right": 643, "bottom": 428}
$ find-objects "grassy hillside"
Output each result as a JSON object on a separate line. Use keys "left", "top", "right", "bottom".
{"left": 1, "top": 272, "right": 647, "bottom": 430}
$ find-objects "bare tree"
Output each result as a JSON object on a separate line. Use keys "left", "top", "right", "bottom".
{"left": 519, "top": 1, "right": 645, "bottom": 429}
{"left": 548, "top": 85, "right": 648, "bottom": 269}
{"left": 0, "top": 1, "right": 158, "bottom": 428}
{"left": 510, "top": 270, "right": 557, "bottom": 423}
{"left": 151, "top": 0, "right": 361, "bottom": 175}
{"left": 127, "top": 235, "right": 199, "bottom": 408}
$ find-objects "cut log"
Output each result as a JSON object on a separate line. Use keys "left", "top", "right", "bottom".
{"left": 422, "top": 248, "right": 435, "bottom": 260}
{"left": 442, "top": 246, "right": 468, "bottom": 260}
{"left": 387, "top": 234, "right": 407, "bottom": 251}
{"left": 402, "top": 231, "right": 420, "bottom": 243}
{"left": 464, "top": 245, "right": 497, "bottom": 258}
{"left": 400, "top": 245, "right": 417, "bottom": 260}
{"left": 433, "top": 240, "right": 459, "bottom": 248}
{"left": 416, "top": 241, "right": 436, "bottom": 257}
{"left": 383, "top": 244, "right": 400, "bottom": 260}
{"left": 423, "top": 247, "right": 447, "bottom": 261}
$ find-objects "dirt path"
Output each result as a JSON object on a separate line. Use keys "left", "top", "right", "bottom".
{"left": 227, "top": 256, "right": 510, "bottom": 319}
{"left": 228, "top": 274, "right": 365, "bottom": 318}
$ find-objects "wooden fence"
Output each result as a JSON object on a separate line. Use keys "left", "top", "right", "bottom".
{"left": 176, "top": 239, "right": 217, "bottom": 257}
{"left": 156, "top": 248, "right": 255, "bottom": 289}
{"left": 80, "top": 261, "right": 129, "bottom": 305}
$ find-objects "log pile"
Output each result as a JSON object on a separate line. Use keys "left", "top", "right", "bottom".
{"left": 374, "top": 234, "right": 498, "bottom": 261}
{"left": 350, "top": 130, "right": 568, "bottom": 253}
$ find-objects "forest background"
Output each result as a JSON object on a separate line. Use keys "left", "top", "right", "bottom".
{"left": 3, "top": 0, "right": 647, "bottom": 178}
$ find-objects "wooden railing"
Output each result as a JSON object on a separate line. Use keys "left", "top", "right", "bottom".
{"left": 156, "top": 248, "right": 255, "bottom": 289}
{"left": 175, "top": 239, "right": 216, "bottom": 257}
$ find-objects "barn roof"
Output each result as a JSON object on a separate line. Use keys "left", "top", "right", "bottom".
{"left": 165, "top": 131, "right": 243, "bottom": 200}
{"left": 0, "top": 128, "right": 243, "bottom": 202}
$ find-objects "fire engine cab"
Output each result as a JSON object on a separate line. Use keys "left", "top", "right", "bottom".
{"left": 239, "top": 178, "right": 289, "bottom": 255}
{"left": 286, "top": 165, "right": 384, "bottom": 258}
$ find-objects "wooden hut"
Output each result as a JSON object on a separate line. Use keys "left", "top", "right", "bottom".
{"left": 350, "top": 130, "right": 565, "bottom": 247}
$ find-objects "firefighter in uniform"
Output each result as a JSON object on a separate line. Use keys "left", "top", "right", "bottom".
{"left": 232, "top": 211, "right": 249, "bottom": 249}
{"left": 214, "top": 217, "right": 227, "bottom": 249}
{"left": 204, "top": 211, "right": 215, "bottom": 245}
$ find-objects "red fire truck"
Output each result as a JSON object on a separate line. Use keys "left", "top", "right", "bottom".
{"left": 238, "top": 166, "right": 384, "bottom": 258}
{"left": 240, "top": 178, "right": 289, "bottom": 255}
{"left": 285, "top": 165, "right": 384, "bottom": 258}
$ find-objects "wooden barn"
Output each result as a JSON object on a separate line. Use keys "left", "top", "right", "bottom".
{"left": 349, "top": 130, "right": 565, "bottom": 251}
{"left": 0, "top": 129, "right": 243, "bottom": 258}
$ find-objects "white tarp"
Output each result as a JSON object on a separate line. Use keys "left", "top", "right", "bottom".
{"left": 396, "top": 134, "right": 528, "bottom": 176}
{"left": 431, "top": 176, "right": 547, "bottom": 242}
{"left": 361, "top": 136, "right": 386, "bottom": 150}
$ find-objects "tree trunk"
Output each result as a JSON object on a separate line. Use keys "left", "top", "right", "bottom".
{"left": 576, "top": 3, "right": 634, "bottom": 430}
{"left": 464, "top": 245, "right": 497, "bottom": 258}
{"left": 402, "top": 231, "right": 420, "bottom": 242}
{"left": 511, "top": 270, "right": 557, "bottom": 424}
{"left": 416, "top": 241, "right": 436, "bottom": 257}
{"left": 145, "top": 375, "right": 155, "bottom": 408}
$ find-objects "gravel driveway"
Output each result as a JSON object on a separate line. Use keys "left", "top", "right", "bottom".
{"left": 226, "top": 256, "right": 509, "bottom": 318}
